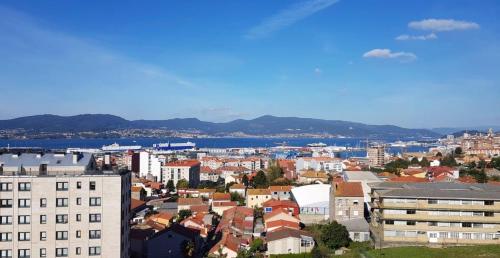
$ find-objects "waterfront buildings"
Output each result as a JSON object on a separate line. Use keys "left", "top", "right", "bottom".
{"left": 370, "top": 182, "right": 500, "bottom": 247}
{"left": 0, "top": 153, "right": 131, "bottom": 258}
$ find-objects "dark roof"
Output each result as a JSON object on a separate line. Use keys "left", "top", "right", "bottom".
{"left": 266, "top": 228, "right": 313, "bottom": 242}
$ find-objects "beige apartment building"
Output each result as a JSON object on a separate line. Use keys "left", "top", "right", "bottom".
{"left": 367, "top": 145, "right": 385, "bottom": 167}
{"left": 0, "top": 153, "right": 131, "bottom": 258}
{"left": 370, "top": 182, "right": 500, "bottom": 247}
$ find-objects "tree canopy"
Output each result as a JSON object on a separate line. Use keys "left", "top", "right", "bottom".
{"left": 176, "top": 179, "right": 189, "bottom": 189}
{"left": 253, "top": 170, "right": 269, "bottom": 188}
{"left": 319, "top": 221, "right": 350, "bottom": 250}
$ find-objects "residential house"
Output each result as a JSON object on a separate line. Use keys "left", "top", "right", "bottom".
{"left": 269, "top": 185, "right": 293, "bottom": 200}
{"left": 229, "top": 183, "right": 246, "bottom": 197}
{"left": 246, "top": 188, "right": 272, "bottom": 208}
{"left": 297, "top": 171, "right": 329, "bottom": 184}
{"left": 330, "top": 182, "right": 364, "bottom": 221}
{"left": 145, "top": 224, "right": 203, "bottom": 258}
{"left": 262, "top": 199, "right": 300, "bottom": 216}
{"left": 266, "top": 228, "right": 315, "bottom": 255}
{"left": 212, "top": 201, "right": 238, "bottom": 216}
{"left": 177, "top": 197, "right": 204, "bottom": 212}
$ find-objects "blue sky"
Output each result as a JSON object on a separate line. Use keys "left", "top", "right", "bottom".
{"left": 0, "top": 0, "right": 499, "bottom": 128}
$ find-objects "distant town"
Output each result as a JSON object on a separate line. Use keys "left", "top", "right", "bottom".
{"left": 1, "top": 129, "right": 499, "bottom": 257}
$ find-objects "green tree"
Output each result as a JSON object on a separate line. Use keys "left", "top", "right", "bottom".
{"left": 178, "top": 209, "right": 192, "bottom": 221}
{"left": 468, "top": 161, "right": 477, "bottom": 169}
{"left": 410, "top": 157, "right": 420, "bottom": 165}
{"left": 436, "top": 152, "right": 443, "bottom": 157}
{"left": 320, "top": 221, "right": 350, "bottom": 250}
{"left": 419, "top": 157, "right": 430, "bottom": 167}
{"left": 491, "top": 157, "right": 500, "bottom": 170}
{"left": 166, "top": 179, "right": 175, "bottom": 192}
{"left": 384, "top": 159, "right": 409, "bottom": 173}
{"left": 230, "top": 192, "right": 245, "bottom": 206}
{"left": 249, "top": 238, "right": 264, "bottom": 253}
{"left": 311, "top": 245, "right": 325, "bottom": 258}
{"left": 253, "top": 170, "right": 268, "bottom": 188}
{"left": 440, "top": 154, "right": 457, "bottom": 167}
{"left": 242, "top": 174, "right": 249, "bottom": 186}
{"left": 478, "top": 159, "right": 487, "bottom": 169}
{"left": 454, "top": 147, "right": 463, "bottom": 155}
{"left": 267, "top": 162, "right": 283, "bottom": 183}
{"left": 176, "top": 179, "right": 189, "bottom": 189}
{"left": 476, "top": 169, "right": 488, "bottom": 183}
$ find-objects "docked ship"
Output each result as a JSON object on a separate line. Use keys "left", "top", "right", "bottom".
{"left": 102, "top": 143, "right": 142, "bottom": 152}
{"left": 153, "top": 141, "right": 196, "bottom": 151}
{"left": 307, "top": 142, "right": 327, "bottom": 147}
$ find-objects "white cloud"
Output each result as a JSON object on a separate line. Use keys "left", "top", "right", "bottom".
{"left": 245, "top": 0, "right": 339, "bottom": 39}
{"left": 408, "top": 19, "right": 479, "bottom": 31}
{"left": 363, "top": 49, "right": 417, "bottom": 62}
{"left": 314, "top": 67, "right": 322, "bottom": 75}
{"left": 395, "top": 33, "right": 437, "bottom": 41}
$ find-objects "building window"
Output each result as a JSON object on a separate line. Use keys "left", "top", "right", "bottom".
{"left": 0, "top": 250, "right": 12, "bottom": 258}
{"left": 40, "top": 198, "right": 47, "bottom": 207}
{"left": 56, "top": 248, "right": 68, "bottom": 257}
{"left": 40, "top": 248, "right": 47, "bottom": 257}
{"left": 428, "top": 199, "right": 437, "bottom": 204}
{"left": 56, "top": 198, "right": 68, "bottom": 207}
{"left": 0, "top": 232, "right": 12, "bottom": 242}
{"left": 76, "top": 197, "right": 81, "bottom": 205}
{"left": 56, "top": 231, "right": 68, "bottom": 240}
{"left": 18, "top": 215, "right": 30, "bottom": 224}
{"left": 40, "top": 215, "right": 47, "bottom": 224}
{"left": 0, "top": 199, "right": 12, "bottom": 208}
{"left": 89, "top": 181, "right": 96, "bottom": 191}
{"left": 18, "top": 249, "right": 30, "bottom": 258}
{"left": 18, "top": 199, "right": 31, "bottom": 208}
{"left": 89, "top": 197, "right": 101, "bottom": 206}
{"left": 76, "top": 214, "right": 81, "bottom": 222}
{"left": 484, "top": 200, "right": 494, "bottom": 205}
{"left": 0, "top": 183, "right": 12, "bottom": 192}
{"left": 484, "top": 211, "right": 494, "bottom": 217}
{"left": 385, "top": 220, "right": 394, "bottom": 225}
{"left": 18, "top": 232, "right": 30, "bottom": 241}
{"left": 462, "top": 233, "right": 472, "bottom": 239}
{"left": 76, "top": 230, "right": 81, "bottom": 238}
{"left": 18, "top": 182, "right": 31, "bottom": 191}
{"left": 89, "top": 246, "right": 101, "bottom": 256}
{"left": 76, "top": 181, "right": 82, "bottom": 189}
{"left": 406, "top": 221, "right": 416, "bottom": 226}
{"left": 76, "top": 247, "right": 81, "bottom": 255}
{"left": 89, "top": 214, "right": 101, "bottom": 223}
{"left": 406, "top": 210, "right": 416, "bottom": 214}
{"left": 40, "top": 231, "right": 47, "bottom": 241}
{"left": 56, "top": 214, "right": 68, "bottom": 224}
{"left": 462, "top": 222, "right": 472, "bottom": 228}
{"left": 56, "top": 182, "right": 69, "bottom": 191}
{"left": 89, "top": 230, "right": 101, "bottom": 239}
{"left": 0, "top": 216, "right": 12, "bottom": 225}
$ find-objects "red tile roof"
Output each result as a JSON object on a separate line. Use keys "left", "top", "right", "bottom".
{"left": 266, "top": 219, "right": 300, "bottom": 230}
{"left": 131, "top": 198, "right": 146, "bottom": 211}
{"left": 212, "top": 193, "right": 231, "bottom": 201}
{"left": 335, "top": 182, "right": 364, "bottom": 197}
{"left": 166, "top": 160, "right": 201, "bottom": 167}
{"left": 178, "top": 197, "right": 203, "bottom": 206}
{"left": 269, "top": 185, "right": 292, "bottom": 192}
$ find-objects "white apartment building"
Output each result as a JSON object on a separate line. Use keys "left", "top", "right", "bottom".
{"left": 0, "top": 153, "right": 131, "bottom": 258}
{"left": 161, "top": 160, "right": 201, "bottom": 188}
{"left": 296, "top": 157, "right": 343, "bottom": 173}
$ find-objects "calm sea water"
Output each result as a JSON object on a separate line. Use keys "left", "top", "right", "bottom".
{"left": 0, "top": 137, "right": 428, "bottom": 156}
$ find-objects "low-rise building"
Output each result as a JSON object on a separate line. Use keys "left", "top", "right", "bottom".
{"left": 370, "top": 182, "right": 500, "bottom": 247}
{"left": 330, "top": 182, "right": 364, "bottom": 221}
{"left": 269, "top": 185, "right": 293, "bottom": 200}
{"left": 266, "top": 228, "right": 315, "bottom": 255}
{"left": 246, "top": 188, "right": 272, "bottom": 208}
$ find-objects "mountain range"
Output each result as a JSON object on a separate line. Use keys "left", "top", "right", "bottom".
{"left": 0, "top": 114, "right": 441, "bottom": 138}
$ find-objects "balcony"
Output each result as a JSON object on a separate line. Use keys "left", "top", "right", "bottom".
{"left": 379, "top": 200, "right": 500, "bottom": 212}
{"left": 382, "top": 213, "right": 499, "bottom": 223}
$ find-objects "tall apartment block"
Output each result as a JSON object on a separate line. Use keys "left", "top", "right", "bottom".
{"left": 370, "top": 182, "right": 500, "bottom": 247}
{"left": 367, "top": 145, "right": 385, "bottom": 167}
{"left": 0, "top": 153, "right": 131, "bottom": 258}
